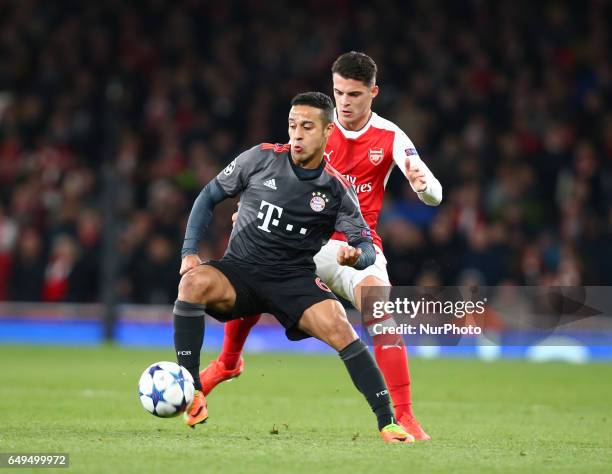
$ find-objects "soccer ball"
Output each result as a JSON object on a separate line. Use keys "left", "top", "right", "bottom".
{"left": 138, "top": 361, "right": 195, "bottom": 417}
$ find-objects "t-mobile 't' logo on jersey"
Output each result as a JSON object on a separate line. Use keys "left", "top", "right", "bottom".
{"left": 256, "top": 200, "right": 309, "bottom": 235}
{"left": 257, "top": 200, "right": 283, "bottom": 232}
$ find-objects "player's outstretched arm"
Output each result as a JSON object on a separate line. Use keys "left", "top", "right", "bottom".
{"left": 181, "top": 146, "right": 259, "bottom": 274}
{"left": 180, "top": 178, "right": 228, "bottom": 274}
{"left": 405, "top": 155, "right": 443, "bottom": 206}
{"left": 393, "top": 131, "right": 443, "bottom": 206}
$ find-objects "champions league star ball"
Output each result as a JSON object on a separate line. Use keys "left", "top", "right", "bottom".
{"left": 138, "top": 361, "right": 195, "bottom": 417}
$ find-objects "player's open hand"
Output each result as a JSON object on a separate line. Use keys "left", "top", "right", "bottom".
{"left": 231, "top": 202, "right": 240, "bottom": 228}
{"left": 406, "top": 158, "right": 427, "bottom": 192}
{"left": 337, "top": 245, "right": 362, "bottom": 267}
{"left": 180, "top": 254, "right": 203, "bottom": 275}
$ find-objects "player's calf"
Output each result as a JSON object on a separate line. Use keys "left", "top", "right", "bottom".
{"left": 298, "top": 299, "right": 357, "bottom": 351}
{"left": 173, "top": 265, "right": 237, "bottom": 397}
{"left": 298, "top": 302, "right": 408, "bottom": 442}
{"left": 173, "top": 300, "right": 206, "bottom": 393}
{"left": 338, "top": 339, "right": 402, "bottom": 435}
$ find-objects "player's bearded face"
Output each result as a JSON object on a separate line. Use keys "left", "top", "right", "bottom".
{"left": 332, "top": 74, "right": 379, "bottom": 128}
{"left": 288, "top": 105, "right": 334, "bottom": 166}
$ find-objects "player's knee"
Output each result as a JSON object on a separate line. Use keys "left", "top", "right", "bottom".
{"left": 326, "top": 312, "right": 357, "bottom": 350}
{"left": 355, "top": 276, "right": 390, "bottom": 311}
{"left": 360, "top": 275, "right": 385, "bottom": 286}
{"left": 178, "top": 270, "right": 212, "bottom": 302}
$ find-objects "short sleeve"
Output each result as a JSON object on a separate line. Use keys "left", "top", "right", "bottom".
{"left": 215, "top": 146, "right": 261, "bottom": 197}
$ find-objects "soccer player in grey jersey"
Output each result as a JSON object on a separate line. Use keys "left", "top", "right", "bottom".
{"left": 183, "top": 139, "right": 370, "bottom": 273}
{"left": 173, "top": 92, "right": 412, "bottom": 443}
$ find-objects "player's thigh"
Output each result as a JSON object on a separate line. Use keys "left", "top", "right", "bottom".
{"left": 297, "top": 299, "right": 358, "bottom": 351}
{"left": 313, "top": 240, "right": 341, "bottom": 283}
{"left": 178, "top": 264, "right": 237, "bottom": 312}
{"left": 314, "top": 240, "right": 355, "bottom": 302}
{"left": 349, "top": 248, "right": 391, "bottom": 310}
{"left": 315, "top": 241, "right": 391, "bottom": 309}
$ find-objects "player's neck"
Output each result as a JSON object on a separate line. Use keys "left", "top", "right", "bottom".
{"left": 290, "top": 153, "right": 324, "bottom": 169}
{"left": 288, "top": 153, "right": 325, "bottom": 180}
{"left": 338, "top": 110, "right": 372, "bottom": 132}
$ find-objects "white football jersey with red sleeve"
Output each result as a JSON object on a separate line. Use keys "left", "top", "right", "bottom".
{"left": 326, "top": 111, "right": 442, "bottom": 250}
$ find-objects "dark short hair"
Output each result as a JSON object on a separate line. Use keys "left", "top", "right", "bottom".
{"left": 331, "top": 51, "right": 377, "bottom": 87}
{"left": 290, "top": 91, "right": 334, "bottom": 124}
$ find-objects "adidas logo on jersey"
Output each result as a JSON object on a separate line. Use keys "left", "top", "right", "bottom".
{"left": 263, "top": 178, "right": 277, "bottom": 190}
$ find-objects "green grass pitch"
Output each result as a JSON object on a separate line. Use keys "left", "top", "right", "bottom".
{"left": 1, "top": 345, "right": 611, "bottom": 473}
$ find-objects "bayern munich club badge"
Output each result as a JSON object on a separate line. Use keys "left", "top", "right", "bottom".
{"left": 310, "top": 191, "right": 329, "bottom": 212}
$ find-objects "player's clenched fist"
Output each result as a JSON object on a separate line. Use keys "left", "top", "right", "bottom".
{"left": 405, "top": 158, "right": 427, "bottom": 192}
{"left": 337, "top": 245, "right": 362, "bottom": 267}
{"left": 180, "top": 254, "right": 203, "bottom": 275}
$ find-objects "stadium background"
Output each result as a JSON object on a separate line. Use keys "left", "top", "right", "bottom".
{"left": 1, "top": 0, "right": 611, "bottom": 359}
{"left": 1, "top": 2, "right": 611, "bottom": 473}
{"left": 2, "top": 0, "right": 611, "bottom": 296}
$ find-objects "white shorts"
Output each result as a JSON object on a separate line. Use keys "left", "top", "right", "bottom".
{"left": 313, "top": 239, "right": 390, "bottom": 308}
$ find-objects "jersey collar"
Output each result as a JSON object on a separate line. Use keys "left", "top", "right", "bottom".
{"left": 287, "top": 153, "right": 326, "bottom": 180}
{"left": 334, "top": 109, "right": 376, "bottom": 139}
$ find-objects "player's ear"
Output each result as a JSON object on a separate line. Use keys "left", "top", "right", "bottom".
{"left": 324, "top": 121, "right": 335, "bottom": 139}
{"left": 371, "top": 84, "right": 379, "bottom": 99}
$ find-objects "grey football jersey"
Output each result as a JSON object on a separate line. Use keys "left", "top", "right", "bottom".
{"left": 215, "top": 143, "right": 372, "bottom": 271}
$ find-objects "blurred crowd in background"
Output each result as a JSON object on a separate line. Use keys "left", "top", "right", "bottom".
{"left": 1, "top": 0, "right": 611, "bottom": 304}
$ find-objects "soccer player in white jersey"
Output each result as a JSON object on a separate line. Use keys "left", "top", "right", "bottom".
{"left": 200, "top": 52, "right": 442, "bottom": 440}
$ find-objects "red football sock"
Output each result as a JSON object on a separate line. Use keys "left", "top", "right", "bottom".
{"left": 219, "top": 314, "right": 262, "bottom": 370}
{"left": 373, "top": 339, "right": 413, "bottom": 420}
